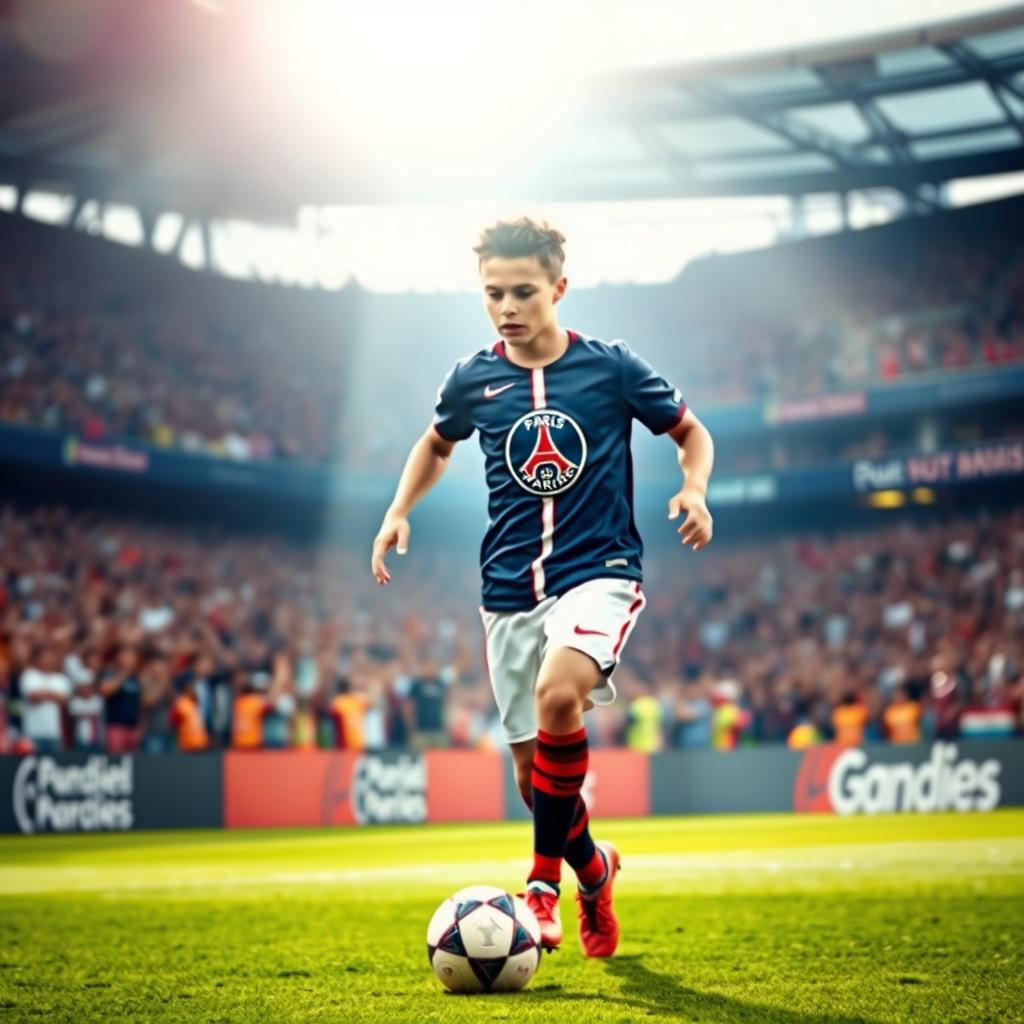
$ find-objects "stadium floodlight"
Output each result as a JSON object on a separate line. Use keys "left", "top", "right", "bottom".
{"left": 246, "top": 0, "right": 1016, "bottom": 199}
{"left": 250, "top": 1, "right": 587, "bottom": 196}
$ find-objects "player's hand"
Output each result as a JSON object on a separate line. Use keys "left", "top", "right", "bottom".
{"left": 668, "top": 487, "right": 712, "bottom": 551}
{"left": 371, "top": 511, "right": 411, "bottom": 585}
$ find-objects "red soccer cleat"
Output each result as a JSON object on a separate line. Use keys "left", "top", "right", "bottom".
{"left": 521, "top": 886, "right": 563, "bottom": 951}
{"left": 575, "top": 841, "right": 621, "bottom": 957}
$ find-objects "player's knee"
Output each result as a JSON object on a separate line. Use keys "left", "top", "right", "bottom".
{"left": 535, "top": 678, "right": 582, "bottom": 725}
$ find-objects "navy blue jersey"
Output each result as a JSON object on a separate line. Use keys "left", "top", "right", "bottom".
{"left": 433, "top": 330, "right": 686, "bottom": 610}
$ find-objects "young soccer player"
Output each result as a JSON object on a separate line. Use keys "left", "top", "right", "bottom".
{"left": 371, "top": 218, "right": 714, "bottom": 957}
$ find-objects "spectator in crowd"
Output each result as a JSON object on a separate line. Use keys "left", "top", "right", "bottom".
{"left": 260, "top": 651, "right": 296, "bottom": 751}
{"left": 19, "top": 647, "right": 71, "bottom": 754}
{"left": 68, "top": 673, "right": 104, "bottom": 752}
{"left": 169, "top": 676, "right": 209, "bottom": 752}
{"left": 174, "top": 650, "right": 232, "bottom": 748}
{"left": 448, "top": 682, "right": 498, "bottom": 750}
{"left": 626, "top": 681, "right": 665, "bottom": 753}
{"left": 760, "top": 684, "right": 800, "bottom": 745}
{"left": 832, "top": 691, "right": 869, "bottom": 747}
{"left": 362, "top": 674, "right": 393, "bottom": 752}
{"left": 959, "top": 675, "right": 1020, "bottom": 740}
{"left": 926, "top": 664, "right": 965, "bottom": 740}
{"left": 329, "top": 677, "right": 370, "bottom": 751}
{"left": 397, "top": 655, "right": 458, "bottom": 752}
{"left": 787, "top": 698, "right": 822, "bottom": 749}
{"left": 99, "top": 645, "right": 144, "bottom": 754}
{"left": 883, "top": 684, "right": 923, "bottom": 745}
{"left": 231, "top": 673, "right": 269, "bottom": 751}
{"left": 141, "top": 655, "right": 174, "bottom": 753}
{"left": 291, "top": 696, "right": 318, "bottom": 750}
{"left": 64, "top": 645, "right": 98, "bottom": 696}
{"left": 670, "top": 677, "right": 713, "bottom": 749}
{"left": 710, "top": 680, "right": 749, "bottom": 751}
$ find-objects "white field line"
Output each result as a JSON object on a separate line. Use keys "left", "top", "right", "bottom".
{"left": 0, "top": 838, "right": 1021, "bottom": 896}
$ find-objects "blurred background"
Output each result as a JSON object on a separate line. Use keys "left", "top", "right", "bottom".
{"left": 1, "top": 0, "right": 1023, "bottom": 762}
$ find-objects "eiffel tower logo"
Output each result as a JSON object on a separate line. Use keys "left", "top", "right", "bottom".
{"left": 520, "top": 421, "right": 577, "bottom": 481}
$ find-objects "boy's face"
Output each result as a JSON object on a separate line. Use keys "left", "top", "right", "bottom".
{"left": 480, "top": 256, "right": 567, "bottom": 347}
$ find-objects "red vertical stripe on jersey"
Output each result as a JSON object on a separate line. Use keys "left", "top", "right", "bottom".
{"left": 612, "top": 584, "right": 645, "bottom": 657}
{"left": 529, "top": 366, "right": 551, "bottom": 602}
{"left": 478, "top": 607, "right": 491, "bottom": 676}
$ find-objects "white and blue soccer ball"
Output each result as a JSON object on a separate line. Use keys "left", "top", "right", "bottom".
{"left": 426, "top": 885, "right": 542, "bottom": 994}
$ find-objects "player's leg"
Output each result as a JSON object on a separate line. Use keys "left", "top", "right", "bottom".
{"left": 512, "top": 737, "right": 595, "bottom": 880}
{"left": 563, "top": 791, "right": 606, "bottom": 887}
{"left": 531, "top": 579, "right": 643, "bottom": 896}
{"left": 526, "top": 650, "right": 610, "bottom": 893}
{"left": 509, "top": 738, "right": 535, "bottom": 809}
{"left": 538, "top": 578, "right": 644, "bottom": 957}
{"left": 525, "top": 647, "right": 599, "bottom": 885}
{"left": 479, "top": 605, "right": 545, "bottom": 758}
{"left": 533, "top": 654, "right": 619, "bottom": 958}
{"left": 511, "top": 735, "right": 600, "bottom": 904}
{"left": 480, "top": 605, "right": 569, "bottom": 946}
{"left": 512, "top": 734, "right": 600, "bottom": 923}
{"left": 519, "top": 645, "right": 597, "bottom": 948}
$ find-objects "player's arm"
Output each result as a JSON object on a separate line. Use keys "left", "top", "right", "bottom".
{"left": 667, "top": 408, "right": 714, "bottom": 551}
{"left": 371, "top": 427, "right": 457, "bottom": 584}
{"left": 618, "top": 341, "right": 713, "bottom": 551}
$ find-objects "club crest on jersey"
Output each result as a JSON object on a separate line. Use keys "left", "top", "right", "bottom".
{"left": 504, "top": 408, "right": 587, "bottom": 496}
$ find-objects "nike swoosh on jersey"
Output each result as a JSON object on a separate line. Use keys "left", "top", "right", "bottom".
{"left": 574, "top": 625, "right": 610, "bottom": 637}
{"left": 483, "top": 382, "right": 516, "bottom": 398}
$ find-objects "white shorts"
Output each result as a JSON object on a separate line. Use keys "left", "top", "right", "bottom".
{"left": 479, "top": 577, "right": 646, "bottom": 744}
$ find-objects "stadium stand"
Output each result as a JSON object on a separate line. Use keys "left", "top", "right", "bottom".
{"left": 2, "top": 193, "right": 1023, "bottom": 758}
{"left": 0, "top": 214, "right": 351, "bottom": 464}
{"left": 2, "top": 197, "right": 1023, "bottom": 471}
{"left": 1, "top": 197, "right": 1022, "bottom": 757}
{"left": 0, "top": 500, "right": 1020, "bottom": 755}
{"left": 672, "top": 196, "right": 1024, "bottom": 406}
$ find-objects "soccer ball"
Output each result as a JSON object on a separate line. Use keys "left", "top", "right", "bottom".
{"left": 426, "top": 884, "right": 542, "bottom": 994}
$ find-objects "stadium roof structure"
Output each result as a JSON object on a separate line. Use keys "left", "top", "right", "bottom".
{"left": 584, "top": 5, "right": 1024, "bottom": 207}
{"left": 0, "top": 1, "right": 1023, "bottom": 224}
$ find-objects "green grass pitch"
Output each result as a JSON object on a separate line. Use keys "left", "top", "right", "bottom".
{"left": 1, "top": 811, "right": 1022, "bottom": 1023}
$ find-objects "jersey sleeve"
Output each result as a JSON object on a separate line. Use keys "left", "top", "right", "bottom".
{"left": 618, "top": 341, "right": 687, "bottom": 435}
{"left": 432, "top": 361, "right": 475, "bottom": 441}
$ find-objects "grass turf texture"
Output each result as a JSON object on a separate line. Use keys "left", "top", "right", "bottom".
{"left": 0, "top": 812, "right": 1022, "bottom": 1023}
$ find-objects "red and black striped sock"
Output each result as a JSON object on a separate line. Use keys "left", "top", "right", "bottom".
{"left": 564, "top": 796, "right": 608, "bottom": 890}
{"left": 528, "top": 727, "right": 589, "bottom": 892}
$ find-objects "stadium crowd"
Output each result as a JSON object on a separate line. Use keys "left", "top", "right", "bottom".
{"left": 0, "top": 217, "right": 348, "bottom": 465}
{"left": 676, "top": 204, "right": 1024, "bottom": 406}
{"left": 1, "top": 502, "right": 1021, "bottom": 757}
{"left": 2, "top": 200, "right": 1024, "bottom": 470}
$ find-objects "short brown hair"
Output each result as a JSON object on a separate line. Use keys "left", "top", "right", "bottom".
{"left": 474, "top": 217, "right": 566, "bottom": 281}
